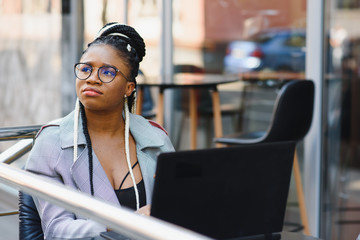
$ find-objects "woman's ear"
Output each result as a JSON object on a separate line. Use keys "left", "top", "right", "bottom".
{"left": 125, "top": 82, "right": 135, "bottom": 96}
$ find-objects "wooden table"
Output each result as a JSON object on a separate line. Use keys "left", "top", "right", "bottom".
{"left": 136, "top": 73, "right": 240, "bottom": 149}
{"left": 239, "top": 71, "right": 305, "bottom": 81}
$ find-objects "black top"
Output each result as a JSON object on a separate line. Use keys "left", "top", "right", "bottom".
{"left": 114, "top": 162, "right": 146, "bottom": 210}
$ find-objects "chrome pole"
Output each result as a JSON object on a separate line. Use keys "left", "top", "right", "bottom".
{"left": 0, "top": 139, "right": 33, "bottom": 164}
{"left": 0, "top": 125, "right": 41, "bottom": 141}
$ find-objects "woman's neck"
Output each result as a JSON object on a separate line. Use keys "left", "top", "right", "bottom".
{"left": 84, "top": 108, "right": 126, "bottom": 137}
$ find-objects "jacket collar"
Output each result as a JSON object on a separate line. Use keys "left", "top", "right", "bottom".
{"left": 128, "top": 113, "right": 164, "bottom": 150}
{"left": 59, "top": 111, "right": 164, "bottom": 151}
{"left": 59, "top": 111, "right": 86, "bottom": 149}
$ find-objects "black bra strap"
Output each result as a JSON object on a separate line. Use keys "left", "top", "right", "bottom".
{"left": 118, "top": 161, "right": 139, "bottom": 190}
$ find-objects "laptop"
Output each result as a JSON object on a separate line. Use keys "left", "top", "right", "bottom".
{"left": 150, "top": 141, "right": 296, "bottom": 240}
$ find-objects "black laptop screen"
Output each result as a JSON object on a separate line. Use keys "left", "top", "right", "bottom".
{"left": 151, "top": 141, "right": 295, "bottom": 239}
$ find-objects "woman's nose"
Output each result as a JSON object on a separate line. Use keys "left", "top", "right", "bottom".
{"left": 86, "top": 69, "right": 102, "bottom": 84}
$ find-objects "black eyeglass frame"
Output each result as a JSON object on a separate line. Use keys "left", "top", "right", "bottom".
{"left": 74, "top": 63, "right": 130, "bottom": 83}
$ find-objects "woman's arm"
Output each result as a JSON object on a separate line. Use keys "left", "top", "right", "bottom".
{"left": 25, "top": 126, "right": 106, "bottom": 239}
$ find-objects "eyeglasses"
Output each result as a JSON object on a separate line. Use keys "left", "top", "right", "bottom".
{"left": 74, "top": 63, "right": 129, "bottom": 83}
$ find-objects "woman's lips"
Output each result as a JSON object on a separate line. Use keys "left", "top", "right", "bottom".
{"left": 82, "top": 87, "right": 103, "bottom": 97}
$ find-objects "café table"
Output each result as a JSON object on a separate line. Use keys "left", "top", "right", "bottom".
{"left": 136, "top": 73, "right": 240, "bottom": 149}
{"left": 239, "top": 71, "right": 306, "bottom": 81}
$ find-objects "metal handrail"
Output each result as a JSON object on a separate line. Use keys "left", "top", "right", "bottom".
{"left": 0, "top": 127, "right": 212, "bottom": 240}
{"left": 0, "top": 139, "right": 33, "bottom": 164}
{"left": 0, "top": 125, "right": 41, "bottom": 141}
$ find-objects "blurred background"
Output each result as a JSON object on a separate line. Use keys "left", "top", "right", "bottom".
{"left": 0, "top": 0, "right": 360, "bottom": 239}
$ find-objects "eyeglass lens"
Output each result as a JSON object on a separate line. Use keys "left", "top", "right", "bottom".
{"left": 75, "top": 63, "right": 117, "bottom": 83}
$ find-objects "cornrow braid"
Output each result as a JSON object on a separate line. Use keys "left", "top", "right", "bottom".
{"left": 79, "top": 102, "right": 95, "bottom": 196}
{"left": 96, "top": 22, "right": 146, "bottom": 62}
{"left": 98, "top": 22, "right": 146, "bottom": 62}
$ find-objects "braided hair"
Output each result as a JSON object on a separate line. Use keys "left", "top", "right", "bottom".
{"left": 73, "top": 23, "right": 146, "bottom": 210}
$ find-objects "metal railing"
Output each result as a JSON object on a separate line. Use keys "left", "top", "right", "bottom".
{"left": 0, "top": 125, "right": 41, "bottom": 141}
{"left": 0, "top": 126, "right": 212, "bottom": 240}
{"left": 0, "top": 139, "right": 33, "bottom": 164}
{"left": 0, "top": 125, "right": 41, "bottom": 164}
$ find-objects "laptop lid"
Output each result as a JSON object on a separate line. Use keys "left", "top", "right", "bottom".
{"left": 150, "top": 141, "right": 296, "bottom": 240}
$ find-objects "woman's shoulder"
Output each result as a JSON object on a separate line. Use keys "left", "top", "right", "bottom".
{"left": 26, "top": 112, "right": 76, "bottom": 172}
{"left": 147, "top": 120, "right": 168, "bottom": 135}
{"left": 129, "top": 114, "right": 167, "bottom": 136}
{"left": 129, "top": 114, "right": 174, "bottom": 151}
{"left": 35, "top": 111, "right": 74, "bottom": 141}
{"left": 26, "top": 119, "right": 63, "bottom": 173}
{"left": 35, "top": 119, "right": 61, "bottom": 138}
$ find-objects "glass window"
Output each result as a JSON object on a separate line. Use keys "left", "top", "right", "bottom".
{"left": 83, "top": 0, "right": 126, "bottom": 49}
{"left": 0, "top": 0, "right": 62, "bottom": 154}
{"left": 170, "top": 0, "right": 308, "bottom": 232}
{"left": 171, "top": 0, "right": 307, "bottom": 75}
{"left": 323, "top": 0, "right": 360, "bottom": 239}
{"left": 284, "top": 35, "right": 306, "bottom": 47}
{"left": 0, "top": 1, "right": 62, "bottom": 236}
{"left": 127, "top": 0, "right": 161, "bottom": 79}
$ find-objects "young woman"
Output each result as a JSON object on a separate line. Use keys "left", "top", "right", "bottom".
{"left": 25, "top": 22, "right": 174, "bottom": 239}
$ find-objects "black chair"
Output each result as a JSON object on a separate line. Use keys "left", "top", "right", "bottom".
{"left": 214, "top": 79, "right": 315, "bottom": 235}
{"left": 19, "top": 191, "right": 44, "bottom": 240}
{"left": 173, "top": 64, "right": 205, "bottom": 74}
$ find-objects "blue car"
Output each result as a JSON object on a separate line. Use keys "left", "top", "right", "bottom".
{"left": 223, "top": 28, "right": 306, "bottom": 73}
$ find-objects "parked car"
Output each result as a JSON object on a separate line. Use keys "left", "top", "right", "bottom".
{"left": 223, "top": 28, "right": 306, "bottom": 73}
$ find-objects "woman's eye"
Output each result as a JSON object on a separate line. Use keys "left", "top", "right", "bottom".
{"left": 81, "top": 66, "right": 92, "bottom": 73}
{"left": 102, "top": 68, "right": 116, "bottom": 77}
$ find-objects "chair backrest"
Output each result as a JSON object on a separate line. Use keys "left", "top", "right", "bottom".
{"left": 137, "top": 69, "right": 154, "bottom": 113}
{"left": 173, "top": 64, "right": 205, "bottom": 74}
{"left": 19, "top": 191, "right": 44, "bottom": 240}
{"left": 263, "top": 80, "right": 315, "bottom": 142}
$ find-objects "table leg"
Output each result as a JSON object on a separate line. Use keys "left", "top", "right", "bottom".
{"left": 293, "top": 150, "right": 310, "bottom": 235}
{"left": 189, "top": 89, "right": 197, "bottom": 150}
{"left": 156, "top": 91, "right": 164, "bottom": 126}
{"left": 136, "top": 87, "right": 143, "bottom": 115}
{"left": 211, "top": 89, "right": 224, "bottom": 148}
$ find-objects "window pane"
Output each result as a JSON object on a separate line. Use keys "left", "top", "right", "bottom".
{"left": 323, "top": 0, "right": 360, "bottom": 239}
{"left": 0, "top": 0, "right": 62, "bottom": 126}
{"left": 171, "top": 0, "right": 309, "bottom": 231}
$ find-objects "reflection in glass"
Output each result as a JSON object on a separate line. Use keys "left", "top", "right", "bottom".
{"left": 323, "top": 0, "right": 360, "bottom": 239}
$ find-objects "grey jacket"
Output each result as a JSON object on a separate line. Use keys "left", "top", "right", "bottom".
{"left": 25, "top": 111, "right": 174, "bottom": 239}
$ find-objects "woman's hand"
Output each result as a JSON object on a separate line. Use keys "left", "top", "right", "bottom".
{"left": 136, "top": 204, "right": 151, "bottom": 216}
{"left": 108, "top": 205, "right": 151, "bottom": 231}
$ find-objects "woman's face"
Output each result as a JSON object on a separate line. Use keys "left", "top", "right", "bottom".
{"left": 76, "top": 44, "right": 135, "bottom": 112}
